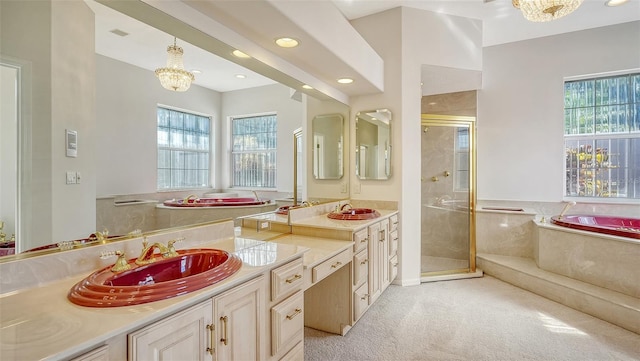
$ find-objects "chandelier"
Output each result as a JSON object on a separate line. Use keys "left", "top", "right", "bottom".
{"left": 155, "top": 37, "right": 195, "bottom": 92}
{"left": 512, "top": 0, "right": 584, "bottom": 22}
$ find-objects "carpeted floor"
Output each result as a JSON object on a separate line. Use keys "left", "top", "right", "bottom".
{"left": 304, "top": 276, "right": 640, "bottom": 361}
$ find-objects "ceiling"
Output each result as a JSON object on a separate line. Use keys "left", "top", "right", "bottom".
{"left": 88, "top": 0, "right": 639, "bottom": 97}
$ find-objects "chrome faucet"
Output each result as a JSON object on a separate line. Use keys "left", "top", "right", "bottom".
{"left": 558, "top": 201, "right": 577, "bottom": 219}
{"left": 136, "top": 237, "right": 182, "bottom": 265}
{"left": 251, "top": 190, "right": 261, "bottom": 202}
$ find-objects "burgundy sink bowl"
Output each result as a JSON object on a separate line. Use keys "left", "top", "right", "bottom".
{"left": 68, "top": 249, "right": 242, "bottom": 307}
{"left": 327, "top": 208, "right": 381, "bottom": 221}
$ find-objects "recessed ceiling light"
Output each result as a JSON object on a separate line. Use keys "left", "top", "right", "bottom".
{"left": 605, "top": 0, "right": 629, "bottom": 6}
{"left": 191, "top": 69, "right": 202, "bottom": 74}
{"left": 235, "top": 74, "right": 246, "bottom": 79}
{"left": 275, "top": 37, "right": 299, "bottom": 48}
{"left": 232, "top": 50, "right": 251, "bottom": 58}
{"left": 337, "top": 78, "right": 354, "bottom": 84}
{"left": 302, "top": 84, "right": 313, "bottom": 90}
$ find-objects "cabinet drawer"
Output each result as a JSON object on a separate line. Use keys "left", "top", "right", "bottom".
{"left": 389, "top": 254, "right": 398, "bottom": 282}
{"left": 389, "top": 214, "right": 399, "bottom": 233}
{"left": 353, "top": 282, "right": 369, "bottom": 322}
{"left": 389, "top": 229, "right": 398, "bottom": 256}
{"left": 353, "top": 249, "right": 368, "bottom": 287}
{"left": 272, "top": 258, "right": 304, "bottom": 302}
{"left": 70, "top": 345, "right": 108, "bottom": 361}
{"left": 353, "top": 228, "right": 368, "bottom": 253}
{"left": 271, "top": 291, "right": 304, "bottom": 357}
{"left": 279, "top": 341, "right": 304, "bottom": 361}
{"left": 312, "top": 249, "right": 351, "bottom": 283}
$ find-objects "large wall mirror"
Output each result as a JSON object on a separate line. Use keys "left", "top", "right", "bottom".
{"left": 0, "top": 0, "right": 349, "bottom": 260}
{"left": 355, "top": 109, "right": 392, "bottom": 180}
{"left": 312, "top": 114, "right": 344, "bottom": 180}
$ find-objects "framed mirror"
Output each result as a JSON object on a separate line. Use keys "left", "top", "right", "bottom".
{"left": 312, "top": 114, "right": 344, "bottom": 180}
{"left": 355, "top": 109, "right": 392, "bottom": 180}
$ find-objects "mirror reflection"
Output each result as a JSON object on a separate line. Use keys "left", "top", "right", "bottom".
{"left": 0, "top": 0, "right": 349, "bottom": 260}
{"left": 312, "top": 114, "right": 344, "bottom": 180}
{"left": 355, "top": 109, "right": 392, "bottom": 180}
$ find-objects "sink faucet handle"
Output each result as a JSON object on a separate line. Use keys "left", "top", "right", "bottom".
{"left": 101, "top": 250, "right": 131, "bottom": 273}
{"left": 166, "top": 237, "right": 184, "bottom": 257}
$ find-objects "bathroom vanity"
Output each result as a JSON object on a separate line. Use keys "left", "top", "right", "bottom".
{"left": 0, "top": 201, "right": 399, "bottom": 360}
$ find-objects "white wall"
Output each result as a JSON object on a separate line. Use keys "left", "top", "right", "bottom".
{"left": 351, "top": 7, "right": 483, "bottom": 285}
{"left": 479, "top": 21, "right": 640, "bottom": 202}
{"left": 0, "top": 66, "right": 18, "bottom": 238}
{"left": 95, "top": 55, "right": 222, "bottom": 196}
{"left": 220, "top": 84, "right": 304, "bottom": 193}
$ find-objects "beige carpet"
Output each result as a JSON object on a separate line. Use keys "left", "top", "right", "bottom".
{"left": 304, "top": 276, "right": 640, "bottom": 361}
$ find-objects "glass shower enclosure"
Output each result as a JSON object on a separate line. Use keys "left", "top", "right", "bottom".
{"left": 420, "top": 115, "right": 477, "bottom": 280}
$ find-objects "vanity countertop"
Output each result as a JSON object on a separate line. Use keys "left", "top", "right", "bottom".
{"left": 291, "top": 209, "right": 398, "bottom": 231}
{"left": 270, "top": 234, "right": 354, "bottom": 269}
{"left": 0, "top": 236, "right": 307, "bottom": 361}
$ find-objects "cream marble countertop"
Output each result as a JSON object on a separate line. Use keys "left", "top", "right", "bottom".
{"left": 269, "top": 234, "right": 354, "bottom": 269}
{"left": 290, "top": 209, "right": 398, "bottom": 232}
{"left": 0, "top": 236, "right": 308, "bottom": 361}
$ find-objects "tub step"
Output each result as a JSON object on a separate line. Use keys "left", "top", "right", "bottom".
{"left": 477, "top": 253, "right": 640, "bottom": 335}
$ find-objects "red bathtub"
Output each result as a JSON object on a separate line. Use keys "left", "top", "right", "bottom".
{"left": 550, "top": 215, "right": 640, "bottom": 240}
{"left": 163, "top": 197, "right": 269, "bottom": 207}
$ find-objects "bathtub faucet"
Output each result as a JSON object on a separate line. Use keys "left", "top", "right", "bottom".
{"left": 251, "top": 190, "right": 261, "bottom": 202}
{"left": 558, "top": 201, "right": 577, "bottom": 219}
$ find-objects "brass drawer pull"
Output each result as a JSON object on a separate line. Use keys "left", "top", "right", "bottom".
{"left": 286, "top": 308, "right": 303, "bottom": 320}
{"left": 360, "top": 237, "right": 368, "bottom": 243}
{"left": 206, "top": 324, "right": 215, "bottom": 355}
{"left": 360, "top": 294, "right": 369, "bottom": 301}
{"left": 331, "top": 261, "right": 343, "bottom": 268}
{"left": 220, "top": 316, "right": 228, "bottom": 345}
{"left": 360, "top": 259, "right": 368, "bottom": 265}
{"left": 285, "top": 274, "right": 302, "bottom": 283}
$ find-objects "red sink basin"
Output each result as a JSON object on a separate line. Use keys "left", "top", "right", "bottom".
{"left": 68, "top": 249, "right": 242, "bottom": 307}
{"left": 327, "top": 208, "right": 381, "bottom": 221}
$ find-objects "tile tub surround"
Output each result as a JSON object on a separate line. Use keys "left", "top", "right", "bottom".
{"left": 476, "top": 208, "right": 537, "bottom": 258}
{"left": 536, "top": 221, "right": 640, "bottom": 299}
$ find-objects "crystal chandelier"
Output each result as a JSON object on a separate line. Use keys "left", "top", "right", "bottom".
{"left": 512, "top": 0, "right": 584, "bottom": 22}
{"left": 155, "top": 37, "right": 195, "bottom": 92}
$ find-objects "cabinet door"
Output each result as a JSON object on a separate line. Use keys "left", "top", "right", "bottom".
{"left": 214, "top": 275, "right": 265, "bottom": 361}
{"left": 129, "top": 300, "right": 213, "bottom": 361}
{"left": 367, "top": 222, "right": 381, "bottom": 304}
{"left": 379, "top": 219, "right": 390, "bottom": 291}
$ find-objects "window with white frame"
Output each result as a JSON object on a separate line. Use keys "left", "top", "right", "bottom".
{"left": 231, "top": 114, "right": 277, "bottom": 188}
{"left": 564, "top": 72, "right": 640, "bottom": 200}
{"left": 454, "top": 127, "right": 469, "bottom": 191}
{"left": 157, "top": 107, "right": 211, "bottom": 190}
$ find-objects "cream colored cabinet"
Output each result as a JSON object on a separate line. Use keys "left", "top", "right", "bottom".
{"left": 70, "top": 345, "right": 109, "bottom": 361}
{"left": 129, "top": 299, "right": 213, "bottom": 361}
{"left": 270, "top": 259, "right": 305, "bottom": 361}
{"left": 388, "top": 214, "right": 399, "bottom": 284}
{"left": 129, "top": 275, "right": 265, "bottom": 361}
{"left": 214, "top": 275, "right": 265, "bottom": 361}
{"left": 367, "top": 219, "right": 389, "bottom": 305}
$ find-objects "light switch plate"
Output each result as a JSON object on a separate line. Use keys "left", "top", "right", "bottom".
{"left": 66, "top": 171, "right": 77, "bottom": 184}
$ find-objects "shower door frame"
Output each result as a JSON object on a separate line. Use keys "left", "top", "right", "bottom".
{"left": 420, "top": 114, "right": 477, "bottom": 279}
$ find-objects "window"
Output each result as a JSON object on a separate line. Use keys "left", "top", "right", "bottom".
{"left": 157, "top": 107, "right": 211, "bottom": 190}
{"left": 564, "top": 72, "right": 640, "bottom": 200}
{"left": 231, "top": 114, "right": 277, "bottom": 188}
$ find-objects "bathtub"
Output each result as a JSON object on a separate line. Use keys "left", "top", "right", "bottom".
{"left": 550, "top": 214, "right": 640, "bottom": 240}
{"left": 163, "top": 197, "right": 269, "bottom": 207}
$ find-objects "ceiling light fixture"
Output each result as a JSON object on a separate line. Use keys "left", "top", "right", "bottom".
{"left": 235, "top": 74, "right": 247, "bottom": 79}
{"left": 232, "top": 49, "right": 251, "bottom": 58}
{"left": 337, "top": 78, "right": 354, "bottom": 84}
{"left": 604, "top": 0, "right": 629, "bottom": 6}
{"left": 512, "top": 0, "right": 584, "bottom": 22}
{"left": 302, "top": 84, "right": 313, "bottom": 90}
{"left": 155, "top": 37, "right": 195, "bottom": 92}
{"left": 275, "top": 37, "right": 299, "bottom": 48}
